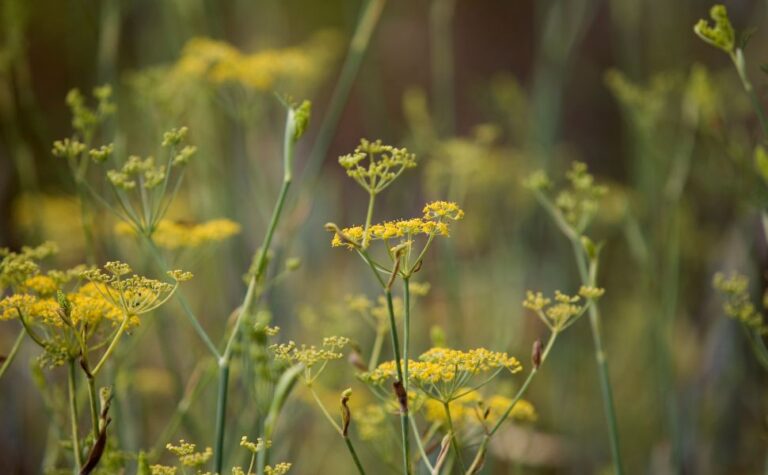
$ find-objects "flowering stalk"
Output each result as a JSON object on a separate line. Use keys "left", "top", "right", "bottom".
{"left": 529, "top": 171, "right": 625, "bottom": 474}
{"left": 213, "top": 100, "right": 309, "bottom": 473}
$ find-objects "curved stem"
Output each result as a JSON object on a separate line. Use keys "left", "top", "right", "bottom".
{"left": 91, "top": 312, "right": 130, "bottom": 376}
{"left": 0, "top": 330, "right": 24, "bottom": 381}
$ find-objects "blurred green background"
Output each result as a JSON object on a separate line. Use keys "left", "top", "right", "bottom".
{"left": 2, "top": 0, "right": 768, "bottom": 473}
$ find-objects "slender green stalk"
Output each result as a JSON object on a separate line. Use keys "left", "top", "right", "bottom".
{"left": 403, "top": 277, "right": 411, "bottom": 391}
{"left": 143, "top": 237, "right": 220, "bottom": 358}
{"left": 213, "top": 105, "right": 298, "bottom": 473}
{"left": 384, "top": 289, "right": 410, "bottom": 474}
{"left": 86, "top": 376, "right": 100, "bottom": 440}
{"left": 363, "top": 192, "right": 376, "bottom": 248}
{"left": 0, "top": 330, "right": 24, "bottom": 381}
{"left": 730, "top": 50, "right": 768, "bottom": 138}
{"left": 213, "top": 361, "right": 230, "bottom": 472}
{"left": 345, "top": 437, "right": 367, "bottom": 475}
{"left": 408, "top": 415, "right": 435, "bottom": 473}
{"left": 67, "top": 359, "right": 83, "bottom": 473}
{"left": 91, "top": 312, "right": 130, "bottom": 376}
{"left": 571, "top": 243, "right": 624, "bottom": 475}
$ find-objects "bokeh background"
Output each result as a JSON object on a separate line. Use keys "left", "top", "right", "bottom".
{"left": 2, "top": 0, "right": 768, "bottom": 473}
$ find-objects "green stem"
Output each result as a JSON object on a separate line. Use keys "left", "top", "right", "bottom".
{"left": 730, "top": 50, "right": 768, "bottom": 139}
{"left": 0, "top": 330, "right": 24, "bottom": 381}
{"left": 309, "top": 385, "right": 343, "bottom": 434}
{"left": 384, "top": 290, "right": 410, "bottom": 474}
{"left": 363, "top": 192, "right": 376, "bottom": 248}
{"left": 344, "top": 437, "right": 367, "bottom": 475}
{"left": 213, "top": 361, "right": 230, "bottom": 472}
{"left": 571, "top": 242, "right": 624, "bottom": 475}
{"left": 214, "top": 105, "right": 297, "bottom": 473}
{"left": 443, "top": 401, "right": 465, "bottom": 472}
{"left": 408, "top": 415, "right": 435, "bottom": 473}
{"left": 68, "top": 359, "right": 83, "bottom": 473}
{"left": 86, "top": 375, "right": 100, "bottom": 440}
{"left": 403, "top": 277, "right": 411, "bottom": 391}
{"left": 91, "top": 312, "right": 130, "bottom": 376}
{"left": 143, "top": 237, "right": 221, "bottom": 358}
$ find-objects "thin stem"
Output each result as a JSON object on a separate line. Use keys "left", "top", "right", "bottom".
{"left": 309, "top": 385, "right": 343, "bottom": 434}
{"left": 143, "top": 237, "right": 220, "bottom": 358}
{"left": 213, "top": 361, "right": 230, "bottom": 472}
{"left": 443, "top": 401, "right": 466, "bottom": 472}
{"left": 0, "top": 330, "right": 24, "bottom": 381}
{"left": 730, "top": 50, "right": 768, "bottom": 139}
{"left": 214, "top": 105, "right": 298, "bottom": 473}
{"left": 363, "top": 192, "right": 376, "bottom": 248}
{"left": 91, "top": 312, "right": 130, "bottom": 376}
{"left": 68, "top": 359, "right": 83, "bottom": 473}
{"left": 384, "top": 290, "right": 410, "bottom": 474}
{"left": 344, "top": 437, "right": 367, "bottom": 475}
{"left": 403, "top": 277, "right": 411, "bottom": 391}
{"left": 409, "top": 414, "right": 435, "bottom": 473}
{"left": 570, "top": 242, "right": 624, "bottom": 475}
{"left": 86, "top": 375, "right": 100, "bottom": 440}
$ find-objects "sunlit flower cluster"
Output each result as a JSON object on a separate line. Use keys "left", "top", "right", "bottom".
{"left": 330, "top": 201, "right": 464, "bottom": 250}
{"left": 150, "top": 440, "right": 212, "bottom": 473}
{"left": 115, "top": 218, "right": 241, "bottom": 250}
{"left": 0, "top": 242, "right": 58, "bottom": 291}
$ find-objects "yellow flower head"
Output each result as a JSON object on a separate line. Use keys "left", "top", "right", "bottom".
{"left": 360, "top": 347, "right": 522, "bottom": 402}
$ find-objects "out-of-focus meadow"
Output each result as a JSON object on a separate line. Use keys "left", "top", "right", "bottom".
{"left": 2, "top": 0, "right": 768, "bottom": 474}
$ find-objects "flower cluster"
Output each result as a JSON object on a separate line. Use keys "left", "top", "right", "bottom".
{"left": 338, "top": 139, "right": 417, "bottom": 195}
{"left": 330, "top": 201, "right": 464, "bottom": 250}
{"left": 270, "top": 336, "right": 349, "bottom": 371}
{"left": 523, "top": 287, "right": 602, "bottom": 331}
{"left": 80, "top": 261, "right": 190, "bottom": 317}
{"left": 694, "top": 4, "right": 735, "bottom": 54}
{"left": 360, "top": 347, "right": 522, "bottom": 402}
{"left": 115, "top": 218, "right": 241, "bottom": 250}
{"left": 713, "top": 272, "right": 767, "bottom": 333}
